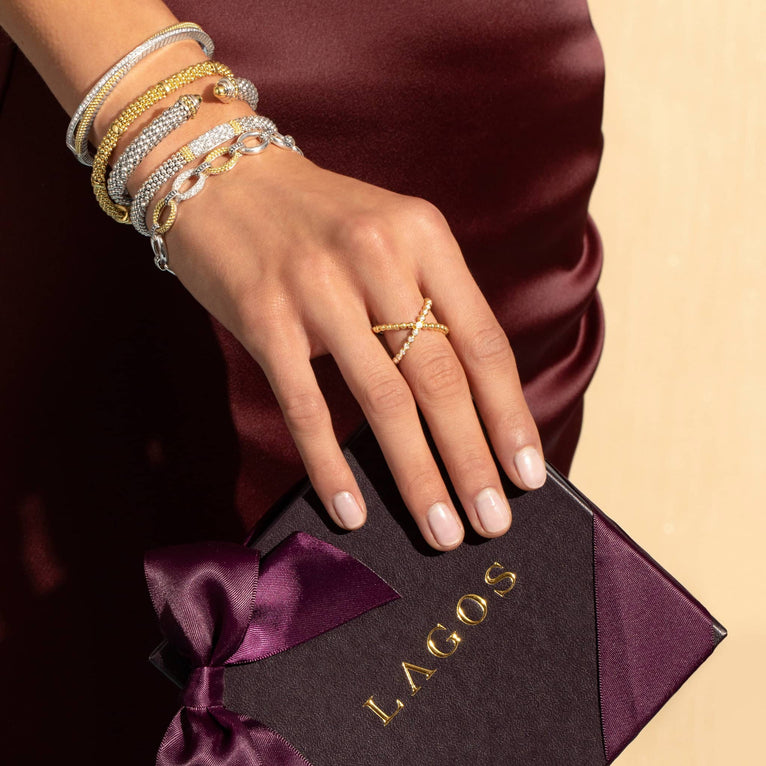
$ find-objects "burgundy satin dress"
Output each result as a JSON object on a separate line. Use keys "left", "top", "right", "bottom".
{"left": 0, "top": 1, "right": 604, "bottom": 760}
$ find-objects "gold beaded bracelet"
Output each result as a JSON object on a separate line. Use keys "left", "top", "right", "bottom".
{"left": 91, "top": 60, "right": 234, "bottom": 223}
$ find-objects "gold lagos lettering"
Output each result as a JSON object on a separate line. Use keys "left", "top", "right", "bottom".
{"left": 456, "top": 594, "right": 488, "bottom": 625}
{"left": 362, "top": 697, "right": 404, "bottom": 726}
{"left": 484, "top": 562, "right": 517, "bottom": 597}
{"left": 401, "top": 662, "right": 437, "bottom": 695}
{"left": 427, "top": 623, "right": 461, "bottom": 658}
{"left": 362, "top": 561, "right": 518, "bottom": 726}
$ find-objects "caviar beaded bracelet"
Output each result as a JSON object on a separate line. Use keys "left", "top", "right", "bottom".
{"left": 67, "top": 22, "right": 215, "bottom": 166}
{"left": 106, "top": 94, "right": 203, "bottom": 206}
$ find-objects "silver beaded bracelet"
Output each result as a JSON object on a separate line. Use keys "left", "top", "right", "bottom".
{"left": 107, "top": 94, "right": 202, "bottom": 206}
{"left": 130, "top": 114, "right": 279, "bottom": 236}
{"left": 150, "top": 125, "right": 303, "bottom": 274}
{"left": 66, "top": 22, "right": 215, "bottom": 166}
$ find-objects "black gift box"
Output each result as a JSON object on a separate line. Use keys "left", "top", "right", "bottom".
{"left": 151, "top": 424, "right": 726, "bottom": 764}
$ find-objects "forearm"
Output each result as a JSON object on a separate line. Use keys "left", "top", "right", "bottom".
{"left": 0, "top": 0, "right": 245, "bottom": 189}
{"left": 0, "top": 1, "right": 186, "bottom": 116}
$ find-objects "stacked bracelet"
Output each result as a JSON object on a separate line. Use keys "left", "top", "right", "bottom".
{"left": 65, "top": 20, "right": 306, "bottom": 277}
{"left": 67, "top": 22, "right": 215, "bottom": 166}
{"left": 107, "top": 77, "right": 259, "bottom": 208}
{"left": 91, "top": 59, "right": 235, "bottom": 223}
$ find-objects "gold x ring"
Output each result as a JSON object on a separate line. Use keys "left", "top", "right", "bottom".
{"left": 372, "top": 298, "right": 450, "bottom": 364}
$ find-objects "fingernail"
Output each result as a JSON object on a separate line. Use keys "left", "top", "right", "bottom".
{"left": 427, "top": 502, "right": 463, "bottom": 547}
{"left": 332, "top": 491, "right": 365, "bottom": 529}
{"left": 475, "top": 487, "right": 511, "bottom": 534}
{"left": 514, "top": 446, "right": 547, "bottom": 489}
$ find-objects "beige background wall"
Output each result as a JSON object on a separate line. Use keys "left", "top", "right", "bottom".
{"left": 573, "top": 1, "right": 764, "bottom": 763}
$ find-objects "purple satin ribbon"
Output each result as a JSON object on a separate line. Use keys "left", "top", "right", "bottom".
{"left": 146, "top": 532, "right": 400, "bottom": 766}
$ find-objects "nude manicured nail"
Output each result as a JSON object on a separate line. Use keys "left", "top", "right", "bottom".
{"left": 514, "top": 446, "right": 547, "bottom": 489}
{"left": 475, "top": 487, "right": 511, "bottom": 534}
{"left": 427, "top": 502, "right": 463, "bottom": 547}
{"left": 332, "top": 491, "right": 365, "bottom": 529}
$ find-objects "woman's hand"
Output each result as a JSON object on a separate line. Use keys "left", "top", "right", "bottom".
{"left": 165, "top": 146, "right": 547, "bottom": 550}
{"left": 1, "top": 0, "right": 545, "bottom": 551}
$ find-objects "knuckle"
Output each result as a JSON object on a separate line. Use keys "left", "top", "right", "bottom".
{"left": 456, "top": 450, "right": 493, "bottom": 481}
{"left": 411, "top": 349, "right": 466, "bottom": 402}
{"left": 401, "top": 464, "right": 440, "bottom": 504}
{"left": 465, "top": 324, "right": 513, "bottom": 369}
{"left": 404, "top": 197, "right": 448, "bottom": 234}
{"left": 306, "top": 454, "right": 349, "bottom": 482}
{"left": 496, "top": 407, "right": 537, "bottom": 446}
{"left": 362, "top": 374, "right": 413, "bottom": 419}
{"left": 281, "top": 390, "right": 329, "bottom": 435}
{"left": 337, "top": 211, "right": 394, "bottom": 256}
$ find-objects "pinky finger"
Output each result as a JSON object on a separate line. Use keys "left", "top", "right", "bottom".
{"left": 262, "top": 345, "right": 367, "bottom": 531}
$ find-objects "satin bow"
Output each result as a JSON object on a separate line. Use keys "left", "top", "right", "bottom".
{"left": 146, "top": 532, "right": 400, "bottom": 766}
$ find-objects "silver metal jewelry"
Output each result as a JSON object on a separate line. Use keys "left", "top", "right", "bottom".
{"left": 106, "top": 94, "right": 202, "bottom": 206}
{"left": 130, "top": 114, "right": 279, "bottom": 236}
{"left": 66, "top": 22, "right": 215, "bottom": 166}
{"left": 151, "top": 126, "right": 303, "bottom": 274}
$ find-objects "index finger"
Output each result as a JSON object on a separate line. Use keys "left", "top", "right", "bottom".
{"left": 424, "top": 257, "right": 547, "bottom": 491}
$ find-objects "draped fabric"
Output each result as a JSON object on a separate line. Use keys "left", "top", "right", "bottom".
{"left": 0, "top": 2, "right": 604, "bottom": 762}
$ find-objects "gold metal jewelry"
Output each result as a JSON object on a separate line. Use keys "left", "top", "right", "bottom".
{"left": 151, "top": 196, "right": 179, "bottom": 235}
{"left": 371, "top": 322, "right": 449, "bottom": 334}
{"left": 91, "top": 60, "right": 234, "bottom": 223}
{"left": 202, "top": 143, "right": 241, "bottom": 175}
{"left": 372, "top": 298, "right": 449, "bottom": 364}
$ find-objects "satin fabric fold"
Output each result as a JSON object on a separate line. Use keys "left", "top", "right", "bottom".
{"left": 145, "top": 532, "right": 400, "bottom": 765}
